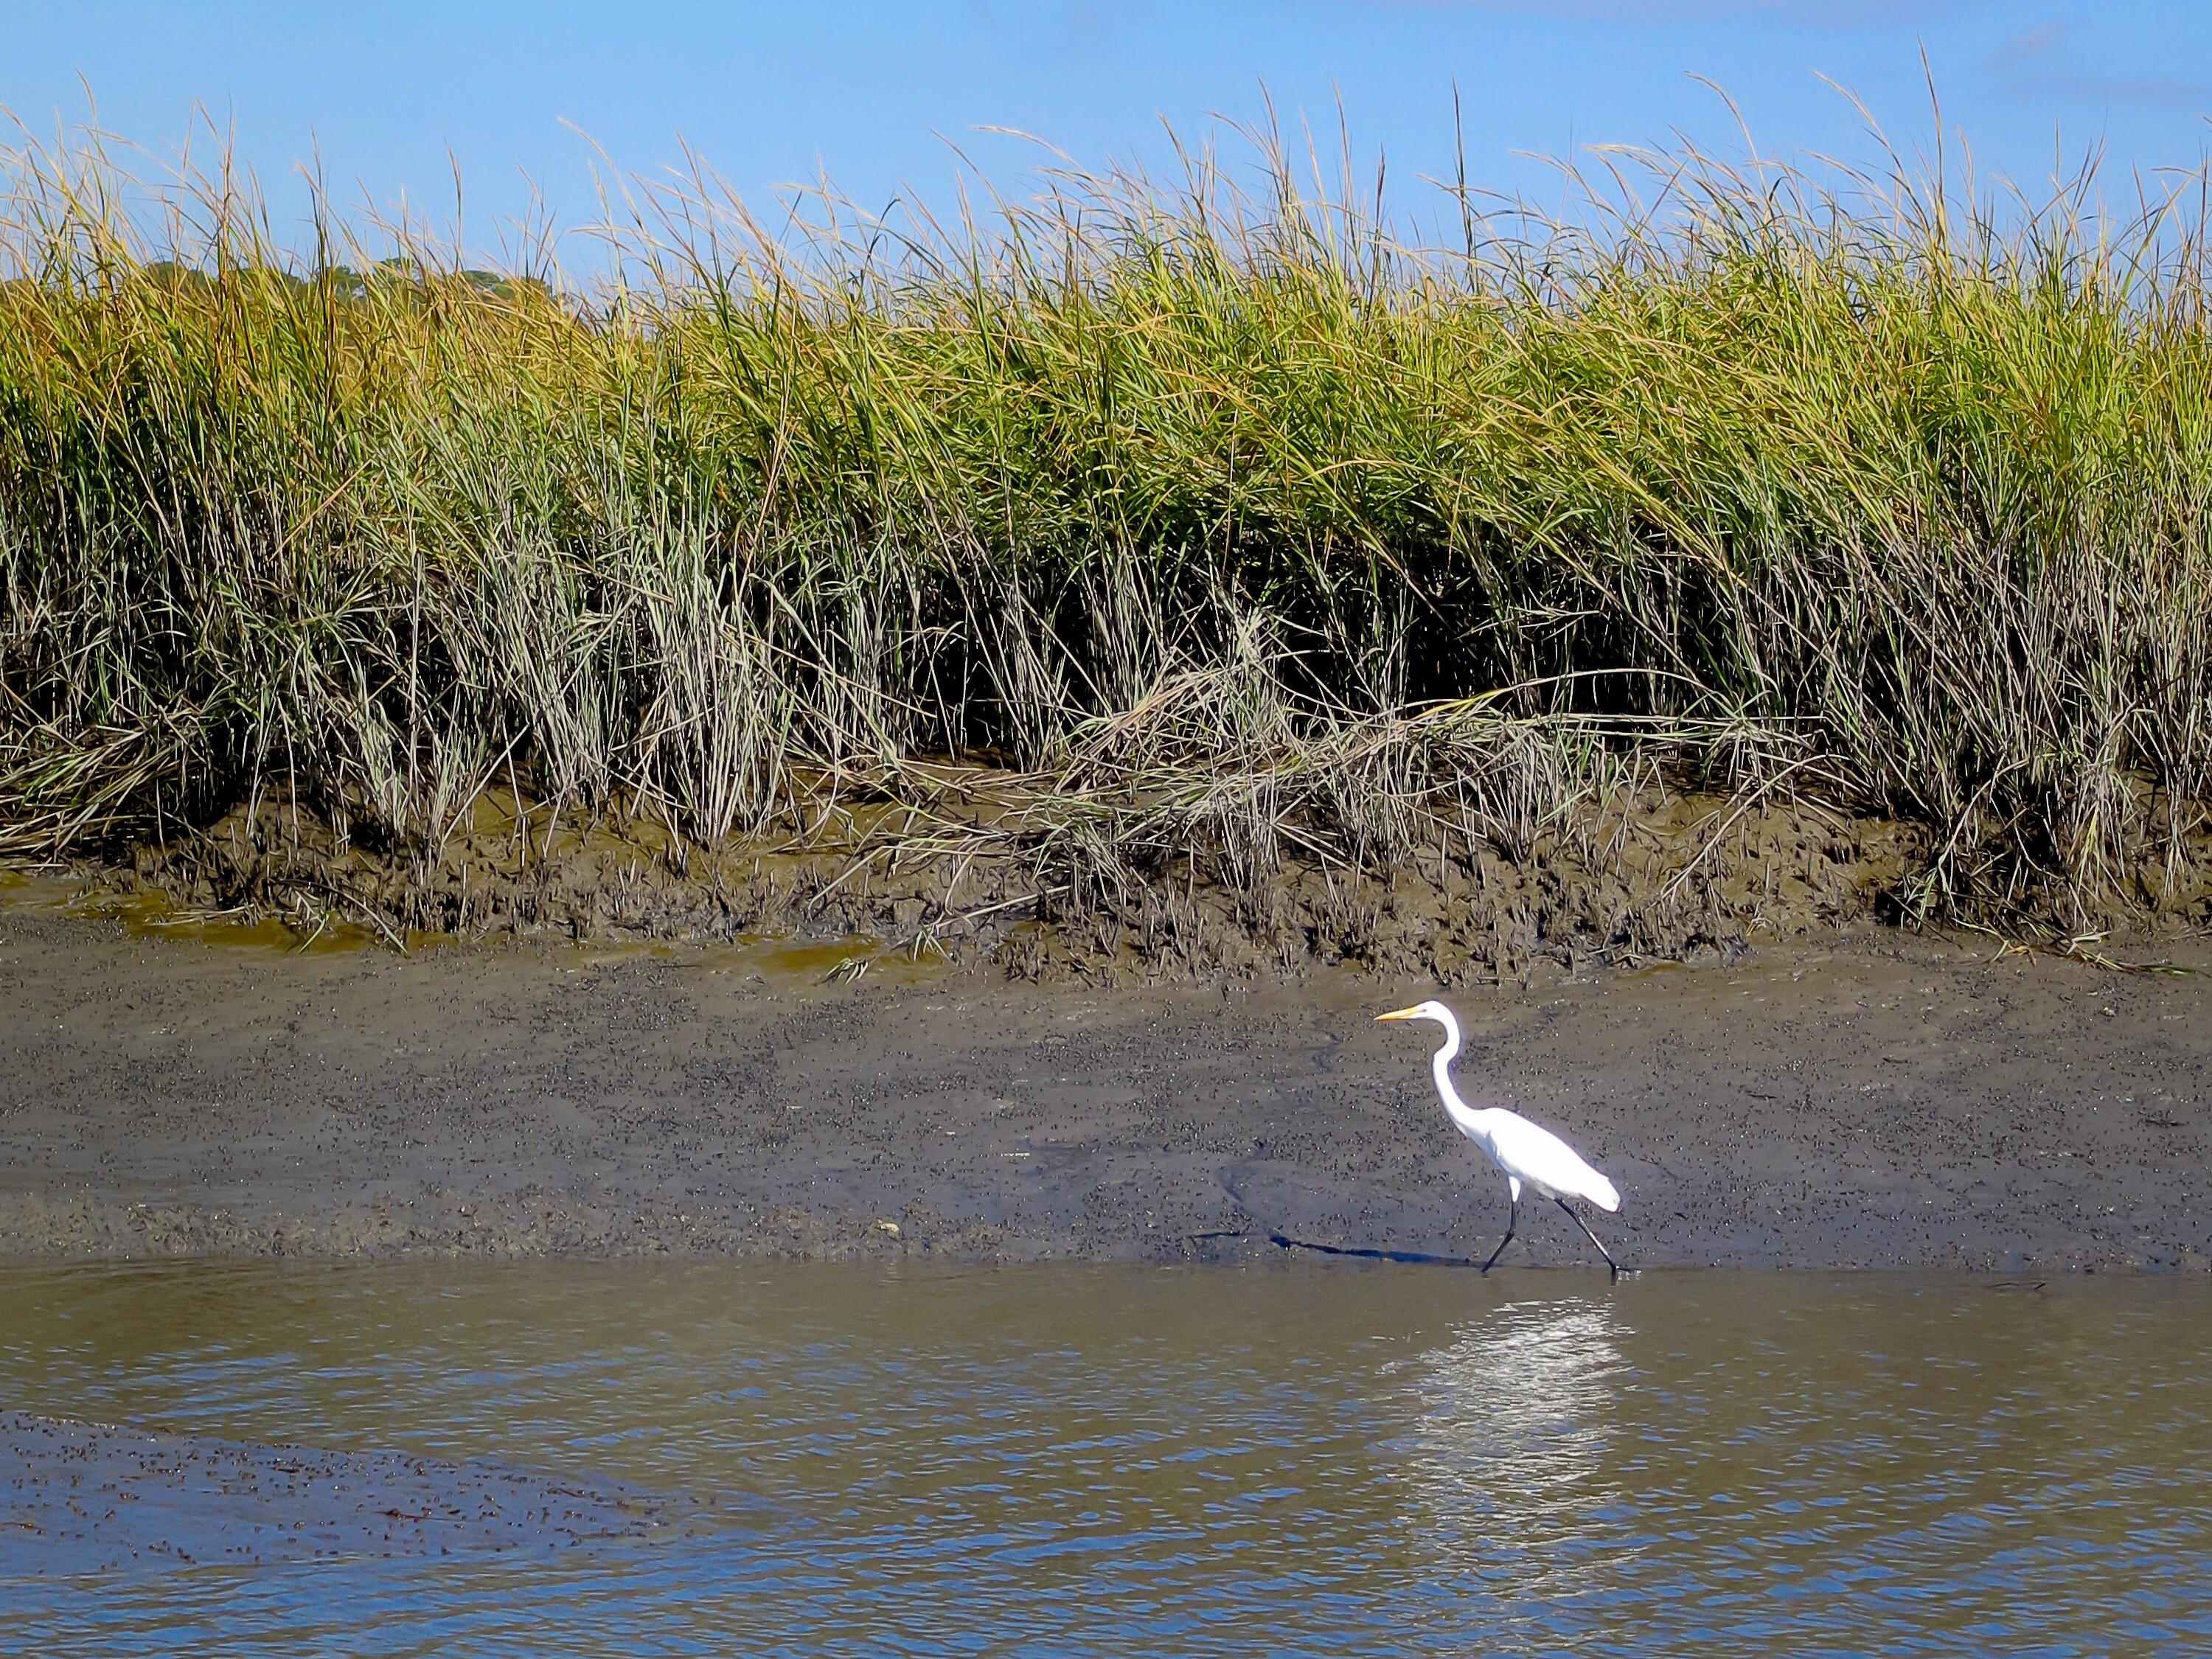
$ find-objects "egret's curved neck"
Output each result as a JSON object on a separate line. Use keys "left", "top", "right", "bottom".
{"left": 1428, "top": 1012, "right": 1478, "bottom": 1124}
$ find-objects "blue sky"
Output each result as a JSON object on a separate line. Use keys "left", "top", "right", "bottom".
{"left": 12, "top": 3, "right": 2212, "bottom": 266}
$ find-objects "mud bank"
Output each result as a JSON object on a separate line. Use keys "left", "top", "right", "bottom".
{"left": 0, "top": 1411, "right": 698, "bottom": 1578}
{"left": 86, "top": 784, "right": 1940, "bottom": 984}
{"left": 0, "top": 900, "right": 2207, "bottom": 1270}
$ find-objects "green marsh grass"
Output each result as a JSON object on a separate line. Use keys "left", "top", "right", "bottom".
{"left": 3, "top": 118, "right": 2211, "bottom": 938}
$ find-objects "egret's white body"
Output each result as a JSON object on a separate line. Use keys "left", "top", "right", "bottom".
{"left": 1377, "top": 999, "right": 1624, "bottom": 1275}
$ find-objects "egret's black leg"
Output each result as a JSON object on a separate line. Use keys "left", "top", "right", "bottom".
{"left": 1481, "top": 1197, "right": 1519, "bottom": 1273}
{"left": 1557, "top": 1197, "right": 1621, "bottom": 1279}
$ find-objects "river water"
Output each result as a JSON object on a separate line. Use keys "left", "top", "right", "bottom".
{"left": 1, "top": 1262, "right": 2205, "bottom": 1655}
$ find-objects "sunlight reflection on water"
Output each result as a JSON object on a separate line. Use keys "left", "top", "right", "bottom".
{"left": 1391, "top": 1296, "right": 1633, "bottom": 1632}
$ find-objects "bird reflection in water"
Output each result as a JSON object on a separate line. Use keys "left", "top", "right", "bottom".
{"left": 1395, "top": 1297, "right": 1634, "bottom": 1603}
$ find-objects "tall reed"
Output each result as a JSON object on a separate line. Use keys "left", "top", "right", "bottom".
{"left": 3, "top": 116, "right": 2210, "bottom": 924}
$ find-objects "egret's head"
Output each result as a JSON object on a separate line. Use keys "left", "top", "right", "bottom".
{"left": 1375, "top": 1000, "right": 1453, "bottom": 1028}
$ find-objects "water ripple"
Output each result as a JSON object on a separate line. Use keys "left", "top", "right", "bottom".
{"left": 0, "top": 1265, "right": 2205, "bottom": 1657}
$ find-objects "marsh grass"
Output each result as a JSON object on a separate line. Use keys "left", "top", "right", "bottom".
{"left": 4, "top": 112, "right": 2212, "bottom": 948}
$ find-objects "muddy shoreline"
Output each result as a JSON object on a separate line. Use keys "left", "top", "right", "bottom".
{"left": 83, "top": 783, "right": 1942, "bottom": 984}
{"left": 1, "top": 894, "right": 2207, "bottom": 1271}
{"left": 0, "top": 1411, "right": 698, "bottom": 1578}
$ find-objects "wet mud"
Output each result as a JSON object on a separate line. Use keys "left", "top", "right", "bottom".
{"left": 81, "top": 785, "right": 1942, "bottom": 984}
{"left": 2, "top": 886, "right": 2207, "bottom": 1273}
{"left": 0, "top": 1411, "right": 696, "bottom": 1578}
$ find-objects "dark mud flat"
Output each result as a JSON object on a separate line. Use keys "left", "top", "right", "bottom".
{"left": 0, "top": 903, "right": 2207, "bottom": 1270}
{"left": 0, "top": 1411, "right": 692, "bottom": 1578}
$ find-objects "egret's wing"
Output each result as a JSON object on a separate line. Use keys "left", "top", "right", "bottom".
{"left": 1490, "top": 1113, "right": 1620, "bottom": 1211}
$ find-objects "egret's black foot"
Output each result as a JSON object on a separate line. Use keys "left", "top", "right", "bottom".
{"left": 1557, "top": 1196, "right": 1622, "bottom": 1279}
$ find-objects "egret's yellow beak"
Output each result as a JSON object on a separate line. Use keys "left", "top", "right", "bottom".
{"left": 1374, "top": 1006, "right": 1422, "bottom": 1022}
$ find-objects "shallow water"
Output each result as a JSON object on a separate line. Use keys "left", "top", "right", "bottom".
{"left": 1, "top": 1263, "right": 2206, "bottom": 1656}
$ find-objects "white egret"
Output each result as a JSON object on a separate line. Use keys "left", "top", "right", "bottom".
{"left": 1377, "top": 1000, "right": 1624, "bottom": 1277}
